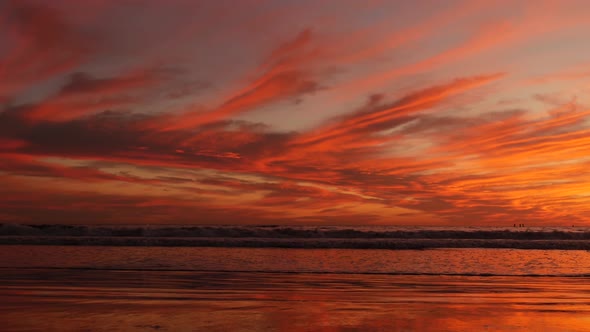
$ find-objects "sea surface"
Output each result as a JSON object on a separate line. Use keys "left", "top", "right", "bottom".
{"left": 3, "top": 225, "right": 590, "bottom": 331}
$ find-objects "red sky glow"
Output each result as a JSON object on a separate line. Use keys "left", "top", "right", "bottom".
{"left": 3, "top": 0, "right": 590, "bottom": 225}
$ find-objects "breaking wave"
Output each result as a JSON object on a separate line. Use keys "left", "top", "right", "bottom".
{"left": 2, "top": 223, "right": 590, "bottom": 249}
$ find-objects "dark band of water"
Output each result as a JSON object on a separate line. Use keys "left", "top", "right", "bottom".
{"left": 3, "top": 235, "right": 590, "bottom": 250}
{"left": 3, "top": 266, "right": 590, "bottom": 278}
{"left": 4, "top": 224, "right": 590, "bottom": 249}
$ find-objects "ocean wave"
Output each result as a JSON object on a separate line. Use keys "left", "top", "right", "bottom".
{"left": 2, "top": 223, "right": 590, "bottom": 238}
{"left": 2, "top": 235, "right": 590, "bottom": 250}
{"left": 2, "top": 223, "right": 590, "bottom": 249}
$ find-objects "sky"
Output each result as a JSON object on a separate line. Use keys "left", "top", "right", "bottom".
{"left": 2, "top": 0, "right": 590, "bottom": 226}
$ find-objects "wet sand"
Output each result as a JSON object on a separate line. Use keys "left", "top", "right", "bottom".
{"left": 2, "top": 268, "right": 590, "bottom": 331}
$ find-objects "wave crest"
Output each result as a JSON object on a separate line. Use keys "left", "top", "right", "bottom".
{"left": 2, "top": 224, "right": 590, "bottom": 249}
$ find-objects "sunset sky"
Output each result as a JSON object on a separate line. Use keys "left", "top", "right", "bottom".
{"left": 2, "top": 0, "right": 590, "bottom": 225}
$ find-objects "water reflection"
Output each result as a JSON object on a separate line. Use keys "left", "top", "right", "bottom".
{"left": 2, "top": 269, "right": 590, "bottom": 331}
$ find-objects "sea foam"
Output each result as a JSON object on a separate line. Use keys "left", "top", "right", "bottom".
{"left": 1, "top": 223, "right": 589, "bottom": 249}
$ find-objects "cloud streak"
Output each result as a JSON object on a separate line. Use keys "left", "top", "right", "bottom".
{"left": 3, "top": 0, "right": 590, "bottom": 225}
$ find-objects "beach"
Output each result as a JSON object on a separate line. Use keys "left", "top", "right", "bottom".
{"left": 4, "top": 0, "right": 590, "bottom": 330}
{"left": 2, "top": 245, "right": 590, "bottom": 331}
{"left": 2, "top": 269, "right": 590, "bottom": 331}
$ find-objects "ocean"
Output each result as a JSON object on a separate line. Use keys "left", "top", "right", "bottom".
{"left": 2, "top": 225, "right": 590, "bottom": 331}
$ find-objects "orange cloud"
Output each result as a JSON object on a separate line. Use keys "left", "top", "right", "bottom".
{"left": 3, "top": 1, "right": 590, "bottom": 225}
{"left": 146, "top": 29, "right": 322, "bottom": 131}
